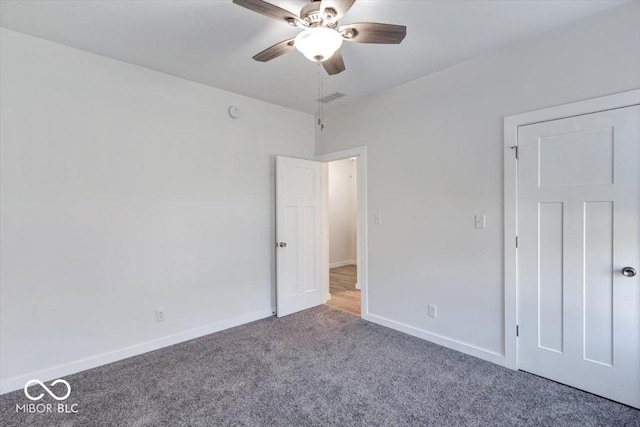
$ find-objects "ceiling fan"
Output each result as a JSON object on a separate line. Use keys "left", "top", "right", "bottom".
{"left": 232, "top": 0, "right": 407, "bottom": 75}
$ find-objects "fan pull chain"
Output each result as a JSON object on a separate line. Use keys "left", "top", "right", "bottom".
{"left": 317, "top": 63, "right": 325, "bottom": 131}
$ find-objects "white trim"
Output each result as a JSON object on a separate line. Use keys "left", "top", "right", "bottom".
{"left": 316, "top": 146, "right": 368, "bottom": 317}
{"left": 329, "top": 260, "right": 357, "bottom": 268}
{"left": 320, "top": 162, "right": 330, "bottom": 304}
{"left": 503, "top": 89, "right": 640, "bottom": 370}
{"left": 363, "top": 313, "right": 505, "bottom": 366}
{"left": 0, "top": 308, "right": 274, "bottom": 395}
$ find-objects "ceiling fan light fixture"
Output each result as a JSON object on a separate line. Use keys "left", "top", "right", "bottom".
{"left": 294, "top": 27, "right": 343, "bottom": 62}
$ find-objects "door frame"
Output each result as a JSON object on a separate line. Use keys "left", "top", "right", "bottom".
{"left": 503, "top": 89, "right": 640, "bottom": 370}
{"left": 315, "top": 146, "right": 368, "bottom": 317}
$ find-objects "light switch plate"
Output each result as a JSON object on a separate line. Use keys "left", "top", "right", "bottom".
{"left": 374, "top": 213, "right": 382, "bottom": 225}
{"left": 475, "top": 214, "right": 485, "bottom": 229}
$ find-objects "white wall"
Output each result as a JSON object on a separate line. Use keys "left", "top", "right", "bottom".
{"left": 0, "top": 28, "right": 314, "bottom": 391}
{"left": 316, "top": 3, "right": 640, "bottom": 361}
{"left": 328, "top": 158, "right": 357, "bottom": 267}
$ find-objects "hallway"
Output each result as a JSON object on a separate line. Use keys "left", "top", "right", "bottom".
{"left": 326, "top": 265, "right": 360, "bottom": 316}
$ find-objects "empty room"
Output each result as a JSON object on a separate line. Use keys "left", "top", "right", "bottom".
{"left": 1, "top": 1, "right": 639, "bottom": 425}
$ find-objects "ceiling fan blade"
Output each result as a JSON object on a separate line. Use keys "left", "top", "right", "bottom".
{"left": 233, "top": 0, "right": 301, "bottom": 25}
{"left": 320, "top": 0, "right": 356, "bottom": 21}
{"left": 322, "top": 50, "right": 346, "bottom": 75}
{"left": 252, "top": 38, "right": 296, "bottom": 62}
{"left": 340, "top": 22, "right": 406, "bottom": 44}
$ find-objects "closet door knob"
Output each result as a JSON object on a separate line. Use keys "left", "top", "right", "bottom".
{"left": 622, "top": 267, "right": 636, "bottom": 277}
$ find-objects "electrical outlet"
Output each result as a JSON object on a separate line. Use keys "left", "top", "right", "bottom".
{"left": 374, "top": 213, "right": 382, "bottom": 225}
{"left": 156, "top": 308, "right": 166, "bottom": 322}
{"left": 428, "top": 304, "right": 437, "bottom": 318}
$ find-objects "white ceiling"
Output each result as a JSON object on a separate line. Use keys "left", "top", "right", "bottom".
{"left": 0, "top": 0, "right": 629, "bottom": 114}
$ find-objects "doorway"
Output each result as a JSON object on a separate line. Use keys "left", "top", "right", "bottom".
{"left": 274, "top": 148, "right": 367, "bottom": 319}
{"left": 325, "top": 157, "right": 359, "bottom": 316}
{"left": 316, "top": 147, "right": 368, "bottom": 319}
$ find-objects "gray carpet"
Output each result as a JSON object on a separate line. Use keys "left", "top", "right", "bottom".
{"left": 1, "top": 305, "right": 638, "bottom": 426}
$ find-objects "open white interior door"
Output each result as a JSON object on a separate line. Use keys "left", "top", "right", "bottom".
{"left": 276, "top": 156, "right": 323, "bottom": 317}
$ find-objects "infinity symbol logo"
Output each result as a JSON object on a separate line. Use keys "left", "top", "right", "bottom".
{"left": 24, "top": 379, "right": 71, "bottom": 401}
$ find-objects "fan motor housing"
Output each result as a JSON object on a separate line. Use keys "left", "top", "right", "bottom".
{"left": 300, "top": 1, "right": 337, "bottom": 27}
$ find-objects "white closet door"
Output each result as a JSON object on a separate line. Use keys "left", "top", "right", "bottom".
{"left": 518, "top": 105, "right": 640, "bottom": 408}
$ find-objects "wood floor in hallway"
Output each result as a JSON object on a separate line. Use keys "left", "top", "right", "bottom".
{"left": 326, "top": 264, "right": 360, "bottom": 316}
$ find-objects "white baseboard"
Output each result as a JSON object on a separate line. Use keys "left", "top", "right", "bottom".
{"left": 0, "top": 308, "right": 274, "bottom": 395}
{"left": 329, "top": 260, "right": 357, "bottom": 269}
{"left": 362, "top": 312, "right": 505, "bottom": 367}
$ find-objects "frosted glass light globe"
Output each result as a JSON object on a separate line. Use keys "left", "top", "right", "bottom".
{"left": 294, "top": 27, "right": 343, "bottom": 62}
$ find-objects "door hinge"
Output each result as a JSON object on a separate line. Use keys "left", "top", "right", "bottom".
{"left": 516, "top": 325, "right": 520, "bottom": 337}
{"left": 510, "top": 145, "right": 518, "bottom": 159}
{"left": 515, "top": 236, "right": 519, "bottom": 248}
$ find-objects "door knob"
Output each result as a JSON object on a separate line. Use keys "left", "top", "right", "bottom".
{"left": 279, "top": 242, "right": 287, "bottom": 248}
{"left": 622, "top": 267, "right": 637, "bottom": 277}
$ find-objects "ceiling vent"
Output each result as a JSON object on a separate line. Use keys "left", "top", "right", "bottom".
{"left": 318, "top": 92, "right": 346, "bottom": 103}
